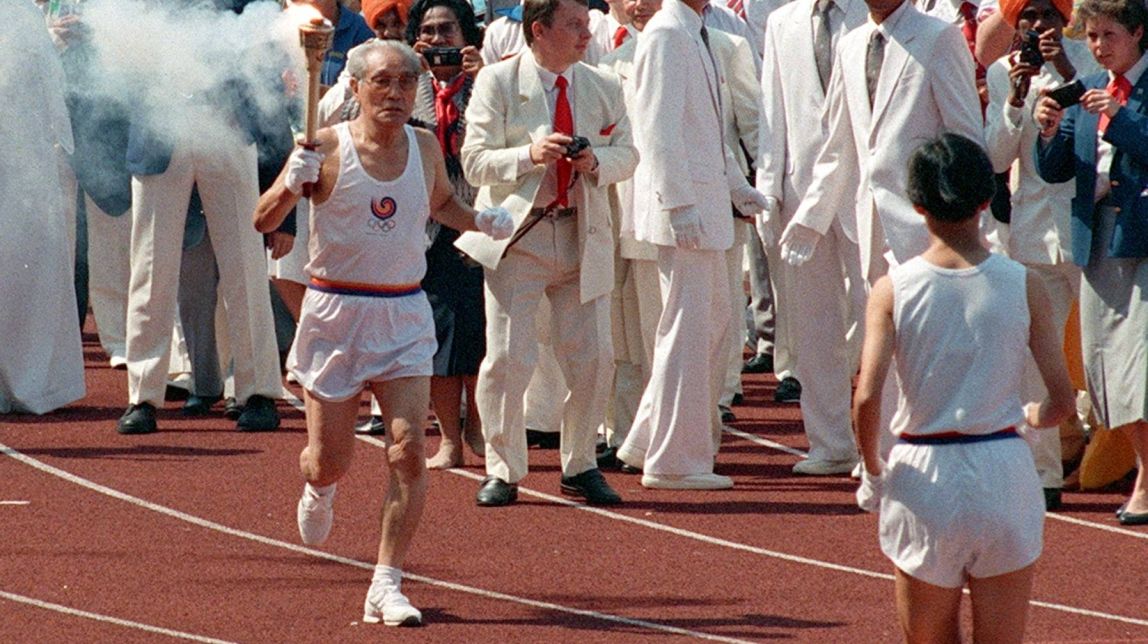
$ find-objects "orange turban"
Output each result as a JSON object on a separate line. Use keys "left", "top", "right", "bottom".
{"left": 999, "top": 0, "right": 1074, "bottom": 27}
{"left": 363, "top": 0, "right": 411, "bottom": 30}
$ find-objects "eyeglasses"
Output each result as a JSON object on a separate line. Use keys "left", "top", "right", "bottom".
{"left": 361, "top": 73, "right": 421, "bottom": 91}
{"left": 418, "top": 21, "right": 460, "bottom": 39}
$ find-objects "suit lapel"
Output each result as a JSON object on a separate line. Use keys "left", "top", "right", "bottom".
{"left": 517, "top": 50, "right": 555, "bottom": 144}
{"left": 793, "top": 1, "right": 822, "bottom": 99}
{"left": 571, "top": 63, "right": 597, "bottom": 139}
{"left": 847, "top": 24, "right": 875, "bottom": 133}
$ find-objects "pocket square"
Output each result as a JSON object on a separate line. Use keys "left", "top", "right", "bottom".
{"left": 599, "top": 123, "right": 616, "bottom": 136}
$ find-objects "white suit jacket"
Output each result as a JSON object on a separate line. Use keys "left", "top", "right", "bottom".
{"left": 756, "top": 0, "right": 867, "bottom": 219}
{"left": 790, "top": 1, "right": 983, "bottom": 276}
{"left": 456, "top": 49, "right": 638, "bottom": 303}
{"left": 628, "top": 0, "right": 747, "bottom": 251}
{"left": 709, "top": 28, "right": 762, "bottom": 178}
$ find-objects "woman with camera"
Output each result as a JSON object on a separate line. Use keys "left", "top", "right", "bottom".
{"left": 405, "top": 0, "right": 488, "bottom": 468}
{"left": 1035, "top": 0, "right": 1148, "bottom": 526}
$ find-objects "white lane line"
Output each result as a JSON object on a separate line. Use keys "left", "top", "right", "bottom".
{"left": 0, "top": 442, "right": 751, "bottom": 644}
{"left": 0, "top": 500, "right": 30, "bottom": 505}
{"left": 720, "top": 425, "right": 810, "bottom": 458}
{"left": 0, "top": 590, "right": 235, "bottom": 644}
{"left": 1046, "top": 512, "right": 1148, "bottom": 540}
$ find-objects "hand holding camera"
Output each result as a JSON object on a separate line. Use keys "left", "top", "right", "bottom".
{"left": 529, "top": 133, "right": 595, "bottom": 172}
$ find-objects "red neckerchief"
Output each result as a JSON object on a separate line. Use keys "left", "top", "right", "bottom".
{"left": 434, "top": 73, "right": 467, "bottom": 155}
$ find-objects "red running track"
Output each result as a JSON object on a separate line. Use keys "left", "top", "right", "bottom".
{"left": 1, "top": 326, "right": 1147, "bottom": 642}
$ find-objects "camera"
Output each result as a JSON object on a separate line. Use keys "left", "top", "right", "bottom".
{"left": 1046, "top": 80, "right": 1086, "bottom": 108}
{"left": 423, "top": 47, "right": 463, "bottom": 67}
{"left": 1018, "top": 30, "right": 1044, "bottom": 67}
{"left": 564, "top": 135, "right": 590, "bottom": 158}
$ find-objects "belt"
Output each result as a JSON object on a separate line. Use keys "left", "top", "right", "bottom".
{"left": 308, "top": 277, "right": 422, "bottom": 298}
{"left": 897, "top": 427, "right": 1018, "bottom": 445}
{"left": 528, "top": 206, "right": 577, "bottom": 219}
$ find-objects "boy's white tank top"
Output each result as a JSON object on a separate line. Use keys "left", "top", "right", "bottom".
{"left": 306, "top": 122, "right": 429, "bottom": 287}
{"left": 889, "top": 254, "right": 1029, "bottom": 437}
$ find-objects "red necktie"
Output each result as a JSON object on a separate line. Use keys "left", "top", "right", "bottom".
{"left": 434, "top": 74, "right": 467, "bottom": 156}
{"left": 1099, "top": 74, "right": 1132, "bottom": 134}
{"left": 613, "top": 25, "right": 629, "bottom": 49}
{"left": 553, "top": 75, "right": 573, "bottom": 207}
{"left": 728, "top": 0, "right": 746, "bottom": 20}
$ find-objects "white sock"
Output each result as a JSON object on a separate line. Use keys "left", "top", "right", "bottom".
{"left": 304, "top": 482, "right": 336, "bottom": 498}
{"left": 370, "top": 564, "right": 402, "bottom": 592}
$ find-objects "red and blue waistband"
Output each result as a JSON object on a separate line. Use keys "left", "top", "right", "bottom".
{"left": 308, "top": 277, "right": 422, "bottom": 298}
{"left": 897, "top": 427, "right": 1018, "bottom": 445}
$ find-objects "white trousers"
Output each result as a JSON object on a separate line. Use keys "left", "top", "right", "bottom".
{"left": 606, "top": 255, "right": 661, "bottom": 447}
{"left": 125, "top": 138, "right": 280, "bottom": 407}
{"left": 787, "top": 223, "right": 859, "bottom": 461}
{"left": 476, "top": 218, "right": 613, "bottom": 482}
{"left": 720, "top": 223, "right": 749, "bottom": 407}
{"left": 620, "top": 246, "right": 731, "bottom": 476}
{"left": 86, "top": 195, "right": 132, "bottom": 367}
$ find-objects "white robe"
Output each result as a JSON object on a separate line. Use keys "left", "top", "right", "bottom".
{"left": 0, "top": 1, "right": 85, "bottom": 414}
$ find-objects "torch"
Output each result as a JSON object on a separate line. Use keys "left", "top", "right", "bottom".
{"left": 297, "top": 16, "right": 334, "bottom": 197}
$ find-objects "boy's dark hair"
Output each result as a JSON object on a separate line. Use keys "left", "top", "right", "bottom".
{"left": 906, "top": 133, "right": 996, "bottom": 223}
{"left": 523, "top": 0, "right": 588, "bottom": 45}
{"left": 405, "top": 0, "right": 484, "bottom": 49}
{"left": 1076, "top": 0, "right": 1148, "bottom": 51}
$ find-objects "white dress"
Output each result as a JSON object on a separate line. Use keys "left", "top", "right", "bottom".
{"left": 0, "top": 2, "right": 85, "bottom": 414}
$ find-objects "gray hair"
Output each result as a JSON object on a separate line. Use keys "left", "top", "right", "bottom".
{"left": 346, "top": 39, "right": 421, "bottom": 80}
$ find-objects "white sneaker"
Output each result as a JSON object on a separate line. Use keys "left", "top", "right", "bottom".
{"left": 851, "top": 461, "right": 864, "bottom": 479}
{"left": 792, "top": 457, "right": 859, "bottom": 476}
{"left": 363, "top": 588, "right": 423, "bottom": 626}
{"left": 641, "top": 473, "right": 734, "bottom": 490}
{"left": 296, "top": 484, "right": 335, "bottom": 546}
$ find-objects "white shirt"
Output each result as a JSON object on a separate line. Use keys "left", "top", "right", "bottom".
{"left": 985, "top": 38, "right": 1097, "bottom": 264}
{"left": 482, "top": 15, "right": 527, "bottom": 64}
{"left": 514, "top": 57, "right": 577, "bottom": 207}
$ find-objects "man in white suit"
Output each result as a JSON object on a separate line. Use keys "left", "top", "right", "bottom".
{"left": 618, "top": 0, "right": 771, "bottom": 490}
{"left": 457, "top": 0, "right": 638, "bottom": 506}
{"left": 757, "top": 0, "right": 868, "bottom": 475}
{"left": 781, "top": 0, "right": 984, "bottom": 457}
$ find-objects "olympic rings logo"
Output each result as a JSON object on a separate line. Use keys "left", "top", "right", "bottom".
{"left": 367, "top": 218, "right": 397, "bottom": 233}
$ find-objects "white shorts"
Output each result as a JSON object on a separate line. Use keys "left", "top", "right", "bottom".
{"left": 878, "top": 436, "right": 1044, "bottom": 588}
{"left": 287, "top": 288, "right": 435, "bottom": 402}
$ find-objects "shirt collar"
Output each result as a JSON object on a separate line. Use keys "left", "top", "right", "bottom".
{"left": 529, "top": 54, "right": 570, "bottom": 91}
{"left": 1115, "top": 50, "right": 1148, "bottom": 87}
{"left": 871, "top": 0, "right": 911, "bottom": 37}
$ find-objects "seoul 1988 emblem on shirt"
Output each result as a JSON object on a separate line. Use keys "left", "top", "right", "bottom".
{"left": 368, "top": 196, "right": 398, "bottom": 234}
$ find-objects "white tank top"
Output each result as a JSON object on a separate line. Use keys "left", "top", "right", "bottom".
{"left": 306, "top": 123, "right": 429, "bottom": 287}
{"left": 888, "top": 254, "right": 1029, "bottom": 437}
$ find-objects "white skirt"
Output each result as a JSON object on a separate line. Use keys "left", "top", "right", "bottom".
{"left": 287, "top": 288, "right": 435, "bottom": 402}
{"left": 878, "top": 436, "right": 1044, "bottom": 588}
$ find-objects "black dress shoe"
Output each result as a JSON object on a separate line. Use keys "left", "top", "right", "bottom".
{"left": 720, "top": 406, "right": 736, "bottom": 423}
{"left": 526, "top": 428, "right": 560, "bottom": 449}
{"left": 223, "top": 397, "right": 243, "bottom": 420}
{"left": 476, "top": 476, "right": 518, "bottom": 507}
{"left": 236, "top": 395, "right": 280, "bottom": 432}
{"left": 731, "top": 393, "right": 744, "bottom": 406}
{"left": 1043, "top": 488, "right": 1063, "bottom": 512}
{"left": 1116, "top": 501, "right": 1128, "bottom": 518}
{"left": 774, "top": 377, "right": 802, "bottom": 403}
{"left": 620, "top": 463, "right": 642, "bottom": 475}
{"left": 355, "top": 415, "right": 387, "bottom": 435}
{"left": 117, "top": 403, "right": 157, "bottom": 435}
{"left": 560, "top": 468, "right": 622, "bottom": 505}
{"left": 182, "top": 394, "right": 222, "bottom": 416}
{"left": 742, "top": 353, "right": 774, "bottom": 374}
{"left": 597, "top": 445, "right": 622, "bottom": 470}
{"left": 1119, "top": 509, "right": 1148, "bottom": 526}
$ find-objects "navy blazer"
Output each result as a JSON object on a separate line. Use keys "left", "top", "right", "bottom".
{"left": 1035, "top": 69, "right": 1148, "bottom": 265}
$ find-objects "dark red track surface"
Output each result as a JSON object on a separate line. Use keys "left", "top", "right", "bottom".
{"left": 2, "top": 324, "right": 1147, "bottom": 642}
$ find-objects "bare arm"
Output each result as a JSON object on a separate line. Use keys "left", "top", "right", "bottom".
{"left": 419, "top": 130, "right": 478, "bottom": 233}
{"left": 975, "top": 11, "right": 1015, "bottom": 68}
{"left": 1025, "top": 270, "right": 1075, "bottom": 427}
{"left": 852, "top": 276, "right": 896, "bottom": 477}
{"left": 253, "top": 128, "right": 338, "bottom": 233}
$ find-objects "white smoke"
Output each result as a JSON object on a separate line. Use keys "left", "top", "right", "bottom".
{"left": 72, "top": 0, "right": 314, "bottom": 150}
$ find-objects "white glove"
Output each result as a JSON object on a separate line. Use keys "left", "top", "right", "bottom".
{"left": 754, "top": 197, "right": 780, "bottom": 248}
{"left": 669, "top": 205, "right": 702, "bottom": 250}
{"left": 284, "top": 148, "right": 324, "bottom": 195}
{"left": 475, "top": 206, "right": 515, "bottom": 240}
{"left": 855, "top": 465, "right": 886, "bottom": 513}
{"left": 731, "top": 185, "right": 772, "bottom": 218}
{"left": 779, "top": 221, "right": 822, "bottom": 266}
